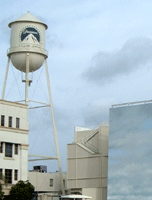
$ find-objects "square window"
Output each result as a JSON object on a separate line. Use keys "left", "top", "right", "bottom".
{"left": 5, "top": 169, "right": 12, "bottom": 184}
{"left": 16, "top": 118, "right": 20, "bottom": 129}
{"left": 1, "top": 115, "right": 5, "bottom": 126}
{"left": 50, "top": 179, "right": 53, "bottom": 187}
{"left": 5, "top": 143, "right": 12, "bottom": 157}
{"left": 14, "top": 169, "right": 18, "bottom": 181}
{"left": 8, "top": 116, "right": 12, "bottom": 128}
{"left": 15, "top": 144, "right": 18, "bottom": 155}
{"left": 0, "top": 143, "right": 3, "bottom": 153}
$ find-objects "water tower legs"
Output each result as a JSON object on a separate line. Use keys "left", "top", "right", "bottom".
{"left": 1, "top": 57, "right": 10, "bottom": 99}
{"left": 1, "top": 55, "right": 65, "bottom": 195}
{"left": 1, "top": 53, "right": 30, "bottom": 104}
{"left": 45, "top": 59, "right": 65, "bottom": 195}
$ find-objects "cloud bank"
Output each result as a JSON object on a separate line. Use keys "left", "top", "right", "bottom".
{"left": 83, "top": 37, "right": 152, "bottom": 85}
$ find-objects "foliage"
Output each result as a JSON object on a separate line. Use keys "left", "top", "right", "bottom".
{"left": 9, "top": 180, "right": 35, "bottom": 200}
{"left": 0, "top": 182, "right": 4, "bottom": 200}
{"left": 0, "top": 173, "right": 7, "bottom": 200}
{"left": 0, "top": 174, "right": 7, "bottom": 185}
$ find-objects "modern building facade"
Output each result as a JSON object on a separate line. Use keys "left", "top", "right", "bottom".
{"left": 67, "top": 124, "right": 109, "bottom": 200}
{"left": 108, "top": 101, "right": 152, "bottom": 200}
{"left": 0, "top": 99, "right": 28, "bottom": 194}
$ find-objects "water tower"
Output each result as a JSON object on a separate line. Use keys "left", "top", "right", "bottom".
{"left": 1, "top": 12, "right": 65, "bottom": 194}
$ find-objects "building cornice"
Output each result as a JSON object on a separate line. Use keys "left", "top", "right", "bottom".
{"left": 0, "top": 99, "right": 28, "bottom": 109}
{"left": 0, "top": 126, "right": 28, "bottom": 134}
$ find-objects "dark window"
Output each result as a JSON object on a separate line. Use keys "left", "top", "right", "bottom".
{"left": 5, "top": 143, "right": 12, "bottom": 157}
{"left": 14, "top": 169, "right": 18, "bottom": 181}
{"left": 16, "top": 118, "right": 20, "bottom": 128}
{"left": 8, "top": 116, "right": 12, "bottom": 127}
{"left": 5, "top": 169, "right": 12, "bottom": 184}
{"left": 1, "top": 115, "right": 5, "bottom": 126}
{"left": 0, "top": 169, "right": 2, "bottom": 176}
{"left": 15, "top": 144, "right": 18, "bottom": 155}
{"left": 0, "top": 143, "right": 3, "bottom": 153}
{"left": 50, "top": 179, "right": 53, "bottom": 187}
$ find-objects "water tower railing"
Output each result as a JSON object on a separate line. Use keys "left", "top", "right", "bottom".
{"left": 7, "top": 45, "right": 48, "bottom": 57}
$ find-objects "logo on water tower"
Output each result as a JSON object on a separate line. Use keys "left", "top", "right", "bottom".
{"left": 20, "top": 27, "right": 40, "bottom": 44}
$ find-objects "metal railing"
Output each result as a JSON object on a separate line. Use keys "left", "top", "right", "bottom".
{"left": 112, "top": 99, "right": 152, "bottom": 108}
{"left": 78, "top": 128, "right": 100, "bottom": 154}
{"left": 7, "top": 45, "right": 48, "bottom": 57}
{"left": 83, "top": 141, "right": 99, "bottom": 154}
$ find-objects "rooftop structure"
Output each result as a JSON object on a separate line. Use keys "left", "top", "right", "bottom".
{"left": 67, "top": 124, "right": 109, "bottom": 200}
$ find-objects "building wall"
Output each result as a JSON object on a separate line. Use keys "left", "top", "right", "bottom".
{"left": 0, "top": 100, "right": 28, "bottom": 185}
{"left": 108, "top": 102, "right": 152, "bottom": 200}
{"left": 28, "top": 171, "right": 67, "bottom": 192}
{"left": 67, "top": 125, "right": 109, "bottom": 200}
{"left": 82, "top": 188, "right": 107, "bottom": 200}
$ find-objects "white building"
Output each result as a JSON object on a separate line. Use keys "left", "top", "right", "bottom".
{"left": 0, "top": 99, "right": 28, "bottom": 194}
{"left": 0, "top": 98, "right": 109, "bottom": 200}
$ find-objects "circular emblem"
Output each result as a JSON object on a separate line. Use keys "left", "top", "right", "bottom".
{"left": 20, "top": 27, "right": 40, "bottom": 43}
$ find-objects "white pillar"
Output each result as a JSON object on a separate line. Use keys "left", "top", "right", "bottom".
{"left": 2, "top": 57, "right": 10, "bottom": 99}
{"left": 45, "top": 59, "right": 65, "bottom": 195}
{"left": 25, "top": 53, "right": 30, "bottom": 105}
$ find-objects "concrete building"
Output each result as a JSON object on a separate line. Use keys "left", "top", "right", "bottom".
{"left": 28, "top": 167, "right": 67, "bottom": 200}
{"left": 67, "top": 124, "right": 109, "bottom": 200}
{"left": 0, "top": 99, "right": 28, "bottom": 194}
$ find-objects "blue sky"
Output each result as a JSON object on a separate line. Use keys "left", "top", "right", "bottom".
{"left": 0, "top": 0, "right": 152, "bottom": 199}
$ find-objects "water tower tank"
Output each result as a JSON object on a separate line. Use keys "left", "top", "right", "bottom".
{"left": 7, "top": 12, "right": 48, "bottom": 73}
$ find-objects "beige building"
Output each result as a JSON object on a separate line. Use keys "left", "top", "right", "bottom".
{"left": 0, "top": 99, "right": 109, "bottom": 200}
{"left": 28, "top": 168, "right": 67, "bottom": 199}
{"left": 0, "top": 100, "right": 28, "bottom": 194}
{"left": 67, "top": 124, "right": 109, "bottom": 200}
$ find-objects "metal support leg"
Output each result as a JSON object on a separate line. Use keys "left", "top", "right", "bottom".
{"left": 2, "top": 57, "right": 10, "bottom": 99}
{"left": 25, "top": 53, "right": 30, "bottom": 105}
{"left": 45, "top": 59, "right": 65, "bottom": 195}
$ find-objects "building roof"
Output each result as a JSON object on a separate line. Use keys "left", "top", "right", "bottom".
{"left": 61, "top": 194, "right": 92, "bottom": 199}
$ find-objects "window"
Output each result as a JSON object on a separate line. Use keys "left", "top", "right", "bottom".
{"left": 5, "top": 169, "right": 12, "bottom": 184}
{"left": 63, "top": 179, "right": 65, "bottom": 188}
{"left": 1, "top": 115, "right": 5, "bottom": 126}
{"left": 15, "top": 144, "right": 18, "bottom": 155}
{"left": 16, "top": 118, "right": 20, "bottom": 128}
{"left": 5, "top": 143, "right": 12, "bottom": 157}
{"left": 8, "top": 116, "right": 12, "bottom": 127}
{"left": 0, "top": 143, "right": 3, "bottom": 153}
{"left": 14, "top": 169, "right": 18, "bottom": 181}
{"left": 0, "top": 169, "right": 2, "bottom": 176}
{"left": 50, "top": 179, "right": 53, "bottom": 187}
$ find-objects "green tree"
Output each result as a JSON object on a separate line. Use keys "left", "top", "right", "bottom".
{"left": 9, "top": 180, "right": 35, "bottom": 200}
{"left": 0, "top": 173, "right": 7, "bottom": 200}
{"left": 0, "top": 183, "right": 4, "bottom": 200}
